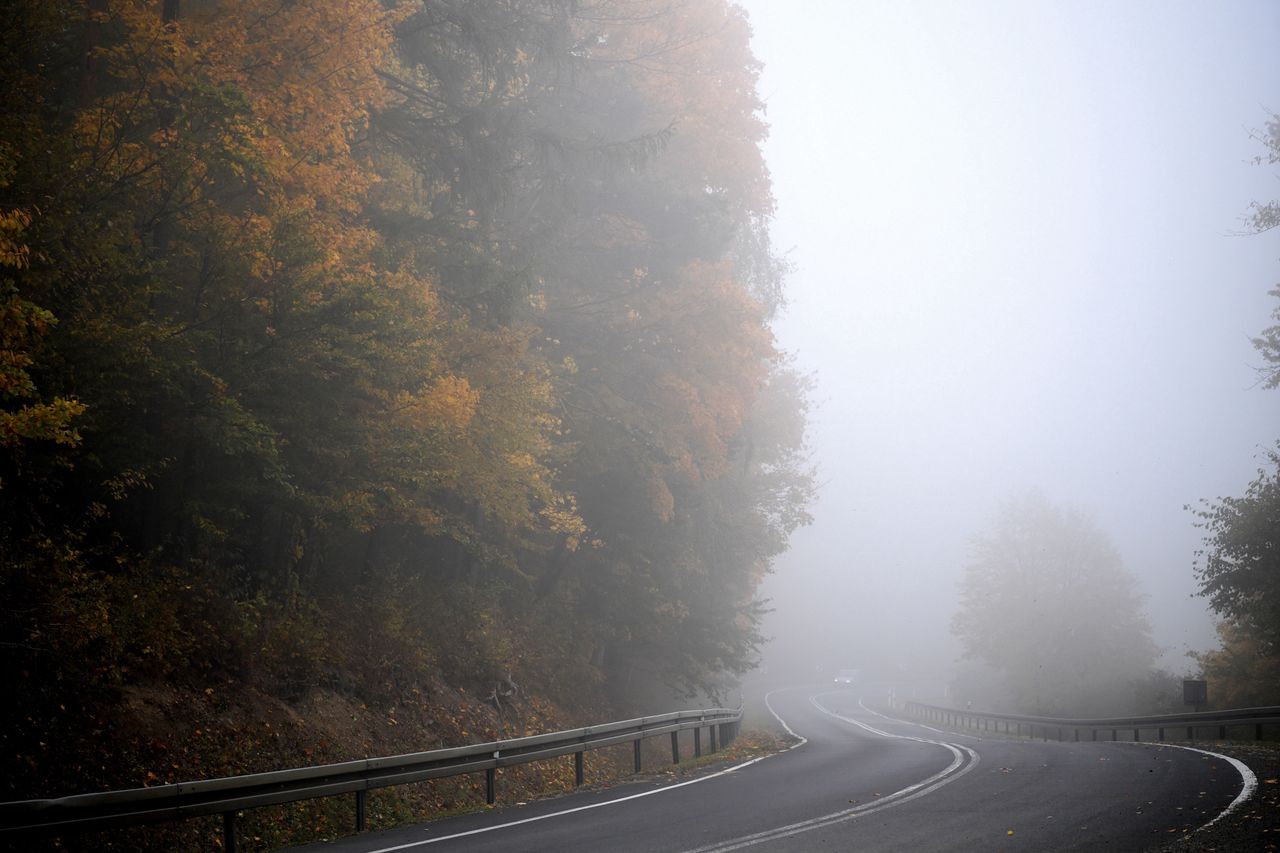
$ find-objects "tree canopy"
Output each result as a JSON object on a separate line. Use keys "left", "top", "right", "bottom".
{"left": 1248, "top": 116, "right": 1280, "bottom": 390}
{"left": 1192, "top": 450, "right": 1280, "bottom": 707}
{"left": 1188, "top": 112, "right": 1280, "bottom": 707}
{"left": 1193, "top": 449, "right": 1280, "bottom": 656}
{"left": 952, "top": 493, "right": 1159, "bottom": 716}
{"left": 0, "top": 0, "right": 813, "bottom": 815}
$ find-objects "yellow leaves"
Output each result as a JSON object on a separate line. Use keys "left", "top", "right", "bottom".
{"left": 540, "top": 496, "right": 586, "bottom": 548}
{"left": 1, "top": 287, "right": 86, "bottom": 449}
{"left": 408, "top": 506, "right": 444, "bottom": 530}
{"left": 0, "top": 207, "right": 32, "bottom": 270}
{"left": 396, "top": 375, "right": 480, "bottom": 431}
{"left": 0, "top": 397, "right": 87, "bottom": 449}
{"left": 574, "top": 0, "right": 772, "bottom": 215}
{"left": 67, "top": 0, "right": 398, "bottom": 246}
{"left": 189, "top": 0, "right": 399, "bottom": 172}
{"left": 646, "top": 471, "right": 676, "bottom": 523}
{"left": 367, "top": 311, "right": 589, "bottom": 546}
{"left": 1196, "top": 619, "right": 1280, "bottom": 708}
{"left": 507, "top": 452, "right": 536, "bottom": 470}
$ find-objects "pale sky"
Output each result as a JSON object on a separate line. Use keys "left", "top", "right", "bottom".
{"left": 738, "top": 0, "right": 1280, "bottom": 678}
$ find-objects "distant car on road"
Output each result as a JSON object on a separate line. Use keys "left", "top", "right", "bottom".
{"left": 832, "top": 668, "right": 860, "bottom": 685}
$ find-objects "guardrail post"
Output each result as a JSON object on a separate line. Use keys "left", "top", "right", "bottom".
{"left": 634, "top": 739, "right": 642, "bottom": 773}
{"left": 574, "top": 751, "right": 584, "bottom": 786}
{"left": 356, "top": 789, "right": 367, "bottom": 832}
{"left": 709, "top": 724, "right": 718, "bottom": 753}
{"left": 1187, "top": 726, "right": 1193, "bottom": 740}
{"left": 1219, "top": 725, "right": 1226, "bottom": 740}
{"left": 1133, "top": 728, "right": 1140, "bottom": 742}
{"left": 1158, "top": 727, "right": 1165, "bottom": 741}
{"left": 694, "top": 727, "right": 702, "bottom": 758}
{"left": 223, "top": 811, "right": 237, "bottom": 853}
{"left": 485, "top": 768, "right": 496, "bottom": 805}
{"left": 1015, "top": 722, "right": 1021, "bottom": 737}
{"left": 1111, "top": 729, "right": 1117, "bottom": 742}
{"left": 671, "top": 731, "right": 680, "bottom": 764}
{"left": 1073, "top": 728, "right": 1079, "bottom": 742}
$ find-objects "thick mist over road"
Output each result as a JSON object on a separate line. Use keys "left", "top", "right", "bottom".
{"left": 740, "top": 0, "right": 1280, "bottom": 689}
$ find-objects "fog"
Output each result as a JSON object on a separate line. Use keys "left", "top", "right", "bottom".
{"left": 738, "top": 0, "right": 1280, "bottom": 691}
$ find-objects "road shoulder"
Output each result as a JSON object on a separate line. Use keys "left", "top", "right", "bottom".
{"left": 1153, "top": 741, "right": 1279, "bottom": 852}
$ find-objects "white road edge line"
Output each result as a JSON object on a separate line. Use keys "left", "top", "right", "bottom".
{"left": 763, "top": 687, "right": 808, "bottom": 749}
{"left": 355, "top": 692, "right": 803, "bottom": 852}
{"left": 1133, "top": 742, "right": 1258, "bottom": 830}
{"left": 871, "top": 703, "right": 1259, "bottom": 833}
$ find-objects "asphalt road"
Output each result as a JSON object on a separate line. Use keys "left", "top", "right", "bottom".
{"left": 285, "top": 686, "right": 1250, "bottom": 852}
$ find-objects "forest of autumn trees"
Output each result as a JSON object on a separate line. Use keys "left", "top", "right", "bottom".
{"left": 0, "top": 0, "right": 813, "bottom": 829}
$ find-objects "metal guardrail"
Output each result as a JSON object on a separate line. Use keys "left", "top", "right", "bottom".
{"left": 898, "top": 700, "right": 1280, "bottom": 744}
{"left": 0, "top": 706, "right": 743, "bottom": 851}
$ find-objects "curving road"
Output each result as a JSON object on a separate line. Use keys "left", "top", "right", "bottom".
{"left": 285, "top": 686, "right": 1250, "bottom": 852}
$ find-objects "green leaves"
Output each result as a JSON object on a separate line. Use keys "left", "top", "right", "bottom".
{"left": 1192, "top": 447, "right": 1280, "bottom": 657}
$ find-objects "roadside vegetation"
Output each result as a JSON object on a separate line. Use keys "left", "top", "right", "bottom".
{"left": 951, "top": 117, "right": 1280, "bottom": 719}
{"left": 0, "top": 1, "right": 812, "bottom": 849}
{"left": 951, "top": 492, "right": 1163, "bottom": 716}
{"left": 1190, "top": 115, "right": 1280, "bottom": 711}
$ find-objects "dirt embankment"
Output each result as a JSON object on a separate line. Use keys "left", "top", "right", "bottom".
{"left": 8, "top": 672, "right": 617, "bottom": 852}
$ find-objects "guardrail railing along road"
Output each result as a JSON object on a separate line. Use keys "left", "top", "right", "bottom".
{"left": 897, "top": 700, "right": 1280, "bottom": 745}
{"left": 0, "top": 705, "right": 743, "bottom": 851}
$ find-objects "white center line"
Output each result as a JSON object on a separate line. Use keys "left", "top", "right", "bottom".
{"left": 676, "top": 690, "right": 979, "bottom": 853}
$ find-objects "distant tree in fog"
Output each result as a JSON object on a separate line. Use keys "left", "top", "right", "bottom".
{"left": 951, "top": 493, "right": 1159, "bottom": 715}
{"left": 1245, "top": 113, "right": 1280, "bottom": 236}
